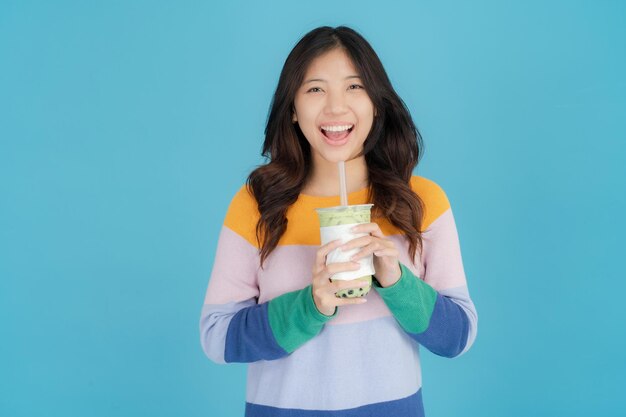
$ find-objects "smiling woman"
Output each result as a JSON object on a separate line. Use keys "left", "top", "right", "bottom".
{"left": 199, "top": 26, "right": 478, "bottom": 417}
{"left": 293, "top": 48, "right": 374, "bottom": 165}
{"left": 250, "top": 27, "right": 429, "bottom": 264}
{"left": 293, "top": 48, "right": 374, "bottom": 172}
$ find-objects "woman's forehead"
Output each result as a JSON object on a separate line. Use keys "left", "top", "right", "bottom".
{"left": 303, "top": 48, "right": 360, "bottom": 80}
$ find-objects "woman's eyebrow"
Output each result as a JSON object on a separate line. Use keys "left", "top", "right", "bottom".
{"left": 303, "top": 75, "right": 362, "bottom": 84}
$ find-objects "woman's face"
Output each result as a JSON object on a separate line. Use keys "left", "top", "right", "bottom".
{"left": 293, "top": 48, "right": 375, "bottom": 165}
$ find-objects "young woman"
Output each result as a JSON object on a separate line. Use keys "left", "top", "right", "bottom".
{"left": 200, "top": 26, "right": 477, "bottom": 417}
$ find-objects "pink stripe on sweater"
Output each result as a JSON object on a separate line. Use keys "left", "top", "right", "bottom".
{"left": 204, "top": 208, "right": 465, "bottom": 323}
{"left": 204, "top": 226, "right": 260, "bottom": 305}
{"left": 419, "top": 208, "right": 467, "bottom": 291}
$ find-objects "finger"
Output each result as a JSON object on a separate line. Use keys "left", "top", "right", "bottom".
{"left": 339, "top": 235, "right": 373, "bottom": 251}
{"left": 317, "top": 293, "right": 367, "bottom": 311}
{"left": 350, "top": 242, "right": 385, "bottom": 261}
{"left": 313, "top": 262, "right": 361, "bottom": 285}
{"left": 356, "top": 239, "right": 397, "bottom": 258}
{"left": 314, "top": 239, "right": 343, "bottom": 272}
{"left": 325, "top": 261, "right": 361, "bottom": 277}
{"left": 350, "top": 222, "right": 385, "bottom": 238}
{"left": 373, "top": 247, "right": 399, "bottom": 258}
{"left": 346, "top": 235, "right": 394, "bottom": 255}
{"left": 313, "top": 279, "right": 368, "bottom": 309}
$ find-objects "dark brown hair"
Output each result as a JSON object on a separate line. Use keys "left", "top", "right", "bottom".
{"left": 247, "top": 26, "right": 424, "bottom": 266}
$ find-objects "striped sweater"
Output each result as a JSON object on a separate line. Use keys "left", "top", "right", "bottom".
{"left": 200, "top": 176, "right": 478, "bottom": 416}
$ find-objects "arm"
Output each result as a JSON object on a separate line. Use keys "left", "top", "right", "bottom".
{"left": 373, "top": 261, "right": 473, "bottom": 357}
{"left": 374, "top": 189, "right": 478, "bottom": 357}
{"left": 200, "top": 269, "right": 334, "bottom": 364}
{"left": 199, "top": 188, "right": 336, "bottom": 364}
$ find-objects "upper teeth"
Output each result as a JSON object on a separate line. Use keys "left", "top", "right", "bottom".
{"left": 321, "top": 125, "right": 353, "bottom": 132}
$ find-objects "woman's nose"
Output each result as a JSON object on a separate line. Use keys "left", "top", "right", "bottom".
{"left": 324, "top": 90, "right": 348, "bottom": 115}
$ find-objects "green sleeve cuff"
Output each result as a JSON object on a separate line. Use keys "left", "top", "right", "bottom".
{"left": 373, "top": 263, "right": 437, "bottom": 334}
{"left": 268, "top": 285, "right": 336, "bottom": 353}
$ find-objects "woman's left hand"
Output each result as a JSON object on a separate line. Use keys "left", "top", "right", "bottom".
{"left": 341, "top": 222, "right": 401, "bottom": 288}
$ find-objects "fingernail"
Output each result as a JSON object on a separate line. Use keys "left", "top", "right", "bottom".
{"left": 358, "top": 298, "right": 367, "bottom": 303}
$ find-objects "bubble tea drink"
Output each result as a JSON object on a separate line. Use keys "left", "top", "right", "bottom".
{"left": 316, "top": 204, "right": 375, "bottom": 298}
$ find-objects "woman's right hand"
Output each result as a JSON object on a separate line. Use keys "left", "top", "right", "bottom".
{"left": 312, "top": 239, "right": 368, "bottom": 316}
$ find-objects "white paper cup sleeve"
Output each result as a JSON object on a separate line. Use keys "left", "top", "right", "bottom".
{"left": 320, "top": 223, "right": 375, "bottom": 281}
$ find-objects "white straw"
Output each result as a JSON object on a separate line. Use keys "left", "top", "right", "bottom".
{"left": 338, "top": 161, "right": 348, "bottom": 206}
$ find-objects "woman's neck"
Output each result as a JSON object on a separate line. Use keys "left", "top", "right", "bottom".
{"left": 302, "top": 155, "right": 369, "bottom": 197}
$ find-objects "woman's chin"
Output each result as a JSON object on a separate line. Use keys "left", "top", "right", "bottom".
{"left": 316, "top": 149, "right": 364, "bottom": 165}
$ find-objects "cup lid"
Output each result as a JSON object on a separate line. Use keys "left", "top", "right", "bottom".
{"left": 315, "top": 204, "right": 374, "bottom": 213}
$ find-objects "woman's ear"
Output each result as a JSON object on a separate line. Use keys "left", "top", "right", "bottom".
{"left": 292, "top": 112, "right": 298, "bottom": 123}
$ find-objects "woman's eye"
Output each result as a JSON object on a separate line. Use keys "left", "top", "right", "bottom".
{"left": 307, "top": 87, "right": 322, "bottom": 93}
{"left": 349, "top": 84, "right": 364, "bottom": 90}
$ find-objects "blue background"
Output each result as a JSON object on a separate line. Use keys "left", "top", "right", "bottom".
{"left": 1, "top": 0, "right": 625, "bottom": 416}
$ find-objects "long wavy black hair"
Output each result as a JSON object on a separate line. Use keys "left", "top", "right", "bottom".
{"left": 248, "top": 26, "right": 425, "bottom": 266}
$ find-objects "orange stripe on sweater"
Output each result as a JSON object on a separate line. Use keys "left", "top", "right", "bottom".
{"left": 224, "top": 176, "right": 451, "bottom": 248}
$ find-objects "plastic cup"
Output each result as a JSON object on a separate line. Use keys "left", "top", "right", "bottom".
{"left": 315, "top": 204, "right": 375, "bottom": 298}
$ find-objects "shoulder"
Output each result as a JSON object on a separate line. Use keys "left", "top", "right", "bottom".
{"left": 410, "top": 176, "right": 451, "bottom": 230}
{"left": 223, "top": 184, "right": 261, "bottom": 248}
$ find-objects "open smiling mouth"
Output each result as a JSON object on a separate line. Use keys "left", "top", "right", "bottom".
{"left": 320, "top": 124, "right": 354, "bottom": 143}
